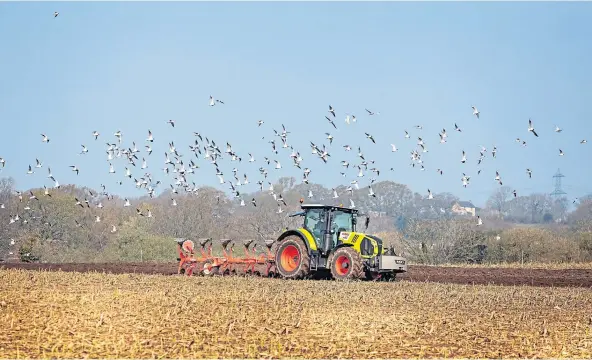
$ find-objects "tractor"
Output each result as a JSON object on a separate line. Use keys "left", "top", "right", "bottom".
{"left": 273, "top": 203, "right": 407, "bottom": 280}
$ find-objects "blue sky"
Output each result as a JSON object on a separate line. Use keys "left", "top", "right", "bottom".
{"left": 0, "top": 1, "right": 591, "bottom": 208}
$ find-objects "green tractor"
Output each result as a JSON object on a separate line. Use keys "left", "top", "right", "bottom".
{"left": 274, "top": 203, "right": 408, "bottom": 281}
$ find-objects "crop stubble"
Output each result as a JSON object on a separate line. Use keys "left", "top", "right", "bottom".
{"left": 1, "top": 269, "right": 592, "bottom": 358}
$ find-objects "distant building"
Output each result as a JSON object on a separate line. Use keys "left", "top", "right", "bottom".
{"left": 451, "top": 201, "right": 477, "bottom": 217}
{"left": 368, "top": 210, "right": 388, "bottom": 218}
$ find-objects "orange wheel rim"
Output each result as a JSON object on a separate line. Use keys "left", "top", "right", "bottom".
{"left": 335, "top": 255, "right": 350, "bottom": 276}
{"left": 280, "top": 245, "right": 300, "bottom": 272}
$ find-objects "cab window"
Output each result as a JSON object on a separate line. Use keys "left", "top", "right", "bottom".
{"left": 331, "top": 210, "right": 354, "bottom": 232}
{"left": 304, "top": 208, "right": 326, "bottom": 241}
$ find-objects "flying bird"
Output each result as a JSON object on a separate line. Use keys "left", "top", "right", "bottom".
{"left": 472, "top": 106, "right": 480, "bottom": 119}
{"left": 325, "top": 116, "right": 337, "bottom": 129}
{"left": 528, "top": 118, "right": 539, "bottom": 137}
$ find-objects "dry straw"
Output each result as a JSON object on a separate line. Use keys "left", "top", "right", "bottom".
{"left": 0, "top": 269, "right": 591, "bottom": 358}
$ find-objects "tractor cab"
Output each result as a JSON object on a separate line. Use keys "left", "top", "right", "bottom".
{"left": 291, "top": 204, "right": 362, "bottom": 256}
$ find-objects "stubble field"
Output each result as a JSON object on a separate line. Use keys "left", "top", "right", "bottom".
{"left": 1, "top": 268, "right": 592, "bottom": 358}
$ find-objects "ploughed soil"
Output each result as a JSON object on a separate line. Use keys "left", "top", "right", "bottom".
{"left": 2, "top": 261, "right": 592, "bottom": 288}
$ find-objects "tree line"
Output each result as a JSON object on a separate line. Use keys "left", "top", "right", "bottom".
{"left": 1, "top": 176, "right": 591, "bottom": 265}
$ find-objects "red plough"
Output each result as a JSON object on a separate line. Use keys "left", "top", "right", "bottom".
{"left": 175, "top": 238, "right": 277, "bottom": 277}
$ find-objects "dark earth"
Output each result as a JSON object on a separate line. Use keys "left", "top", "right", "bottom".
{"left": 2, "top": 262, "right": 592, "bottom": 288}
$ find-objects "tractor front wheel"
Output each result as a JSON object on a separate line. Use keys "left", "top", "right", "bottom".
{"left": 275, "top": 236, "right": 311, "bottom": 279}
{"left": 330, "top": 247, "right": 364, "bottom": 280}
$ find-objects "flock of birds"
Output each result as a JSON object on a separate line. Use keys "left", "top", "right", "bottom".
{"left": 1, "top": 96, "right": 582, "bottom": 236}
{"left": 0, "top": 12, "right": 586, "bottom": 249}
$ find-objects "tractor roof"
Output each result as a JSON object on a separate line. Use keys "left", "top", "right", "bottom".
{"left": 300, "top": 203, "right": 359, "bottom": 213}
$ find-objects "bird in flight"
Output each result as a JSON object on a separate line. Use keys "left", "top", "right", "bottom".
{"left": 528, "top": 118, "right": 539, "bottom": 137}
{"left": 472, "top": 106, "right": 480, "bottom": 119}
{"left": 209, "top": 96, "right": 224, "bottom": 106}
{"left": 325, "top": 116, "right": 337, "bottom": 129}
{"left": 328, "top": 105, "right": 336, "bottom": 118}
{"left": 54, "top": 11, "right": 59, "bottom": 17}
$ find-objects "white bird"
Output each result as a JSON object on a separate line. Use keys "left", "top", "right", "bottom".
{"left": 554, "top": 125, "right": 562, "bottom": 133}
{"left": 472, "top": 106, "right": 480, "bottom": 119}
{"left": 147, "top": 130, "right": 154, "bottom": 142}
{"left": 70, "top": 165, "right": 79, "bottom": 175}
{"left": 349, "top": 199, "right": 355, "bottom": 209}
{"left": 528, "top": 118, "right": 539, "bottom": 137}
{"left": 109, "top": 163, "right": 115, "bottom": 173}
{"left": 390, "top": 144, "right": 398, "bottom": 152}
{"left": 274, "top": 160, "right": 281, "bottom": 169}
{"left": 559, "top": 149, "right": 564, "bottom": 156}
{"left": 41, "top": 134, "right": 50, "bottom": 143}
{"left": 54, "top": 11, "right": 59, "bottom": 17}
{"left": 35, "top": 158, "right": 42, "bottom": 168}
{"left": 92, "top": 131, "right": 99, "bottom": 140}
{"left": 461, "top": 150, "right": 466, "bottom": 163}
{"left": 328, "top": 105, "right": 336, "bottom": 117}
{"left": 427, "top": 189, "right": 433, "bottom": 199}
{"left": 477, "top": 216, "right": 483, "bottom": 226}
{"left": 27, "top": 165, "right": 34, "bottom": 174}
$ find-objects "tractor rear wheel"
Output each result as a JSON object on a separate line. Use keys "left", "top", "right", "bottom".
{"left": 275, "top": 235, "right": 311, "bottom": 279}
{"left": 330, "top": 246, "right": 364, "bottom": 280}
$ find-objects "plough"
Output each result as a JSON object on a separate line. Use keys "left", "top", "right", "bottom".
{"left": 175, "top": 238, "right": 278, "bottom": 277}
{"left": 174, "top": 203, "right": 408, "bottom": 281}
